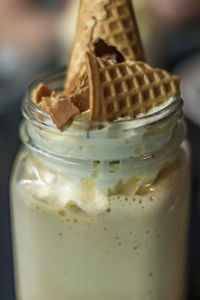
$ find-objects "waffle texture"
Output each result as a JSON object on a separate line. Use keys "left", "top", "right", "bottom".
{"left": 86, "top": 52, "right": 181, "bottom": 121}
{"left": 65, "top": 0, "right": 144, "bottom": 89}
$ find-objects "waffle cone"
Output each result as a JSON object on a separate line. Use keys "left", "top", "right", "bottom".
{"left": 63, "top": 71, "right": 88, "bottom": 97}
{"left": 65, "top": 0, "right": 144, "bottom": 89}
{"left": 85, "top": 52, "right": 181, "bottom": 121}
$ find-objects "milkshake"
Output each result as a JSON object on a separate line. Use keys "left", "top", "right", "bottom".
{"left": 11, "top": 68, "right": 190, "bottom": 299}
{"left": 10, "top": 0, "right": 191, "bottom": 299}
{"left": 11, "top": 146, "right": 190, "bottom": 300}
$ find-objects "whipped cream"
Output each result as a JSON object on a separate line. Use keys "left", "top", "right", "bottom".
{"left": 22, "top": 95, "right": 185, "bottom": 201}
{"left": 76, "top": 97, "right": 176, "bottom": 122}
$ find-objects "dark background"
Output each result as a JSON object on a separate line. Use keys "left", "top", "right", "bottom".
{"left": 0, "top": 0, "right": 200, "bottom": 299}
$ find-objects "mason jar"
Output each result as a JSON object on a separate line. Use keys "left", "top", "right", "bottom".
{"left": 10, "top": 69, "right": 191, "bottom": 300}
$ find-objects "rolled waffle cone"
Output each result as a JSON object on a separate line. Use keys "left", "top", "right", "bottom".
{"left": 85, "top": 52, "right": 181, "bottom": 121}
{"left": 63, "top": 71, "right": 88, "bottom": 97}
{"left": 65, "top": 0, "right": 144, "bottom": 89}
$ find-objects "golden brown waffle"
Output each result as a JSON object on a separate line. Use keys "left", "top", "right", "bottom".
{"left": 48, "top": 98, "right": 80, "bottom": 131}
{"left": 63, "top": 72, "right": 88, "bottom": 97}
{"left": 40, "top": 86, "right": 89, "bottom": 130}
{"left": 42, "top": 94, "right": 80, "bottom": 131}
{"left": 85, "top": 52, "right": 181, "bottom": 121}
{"left": 68, "top": 86, "right": 89, "bottom": 113}
{"left": 32, "top": 83, "right": 52, "bottom": 105}
{"left": 65, "top": 0, "right": 144, "bottom": 89}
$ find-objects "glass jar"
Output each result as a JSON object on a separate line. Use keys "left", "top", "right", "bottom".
{"left": 10, "top": 69, "right": 191, "bottom": 300}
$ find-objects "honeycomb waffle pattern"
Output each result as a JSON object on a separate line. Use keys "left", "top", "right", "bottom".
{"left": 86, "top": 52, "right": 181, "bottom": 121}
{"left": 66, "top": 0, "right": 144, "bottom": 89}
{"left": 93, "top": 0, "right": 144, "bottom": 61}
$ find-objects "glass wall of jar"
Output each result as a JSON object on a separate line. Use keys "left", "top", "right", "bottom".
{"left": 10, "top": 69, "right": 191, "bottom": 300}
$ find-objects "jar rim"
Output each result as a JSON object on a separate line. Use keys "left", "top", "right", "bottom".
{"left": 23, "top": 67, "right": 184, "bottom": 135}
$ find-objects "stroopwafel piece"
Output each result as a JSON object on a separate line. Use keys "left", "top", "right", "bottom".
{"left": 65, "top": 0, "right": 145, "bottom": 89}
{"left": 85, "top": 52, "right": 181, "bottom": 121}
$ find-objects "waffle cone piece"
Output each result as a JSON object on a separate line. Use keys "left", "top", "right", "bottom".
{"left": 85, "top": 52, "right": 181, "bottom": 121}
{"left": 65, "top": 0, "right": 145, "bottom": 89}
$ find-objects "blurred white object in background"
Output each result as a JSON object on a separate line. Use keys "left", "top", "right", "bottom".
{"left": 0, "top": 46, "right": 23, "bottom": 76}
{"left": 58, "top": 0, "right": 79, "bottom": 64}
{"left": 0, "top": 45, "right": 32, "bottom": 114}
{"left": 174, "top": 53, "right": 200, "bottom": 127}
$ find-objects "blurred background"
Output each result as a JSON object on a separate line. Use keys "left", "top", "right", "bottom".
{"left": 0, "top": 0, "right": 199, "bottom": 298}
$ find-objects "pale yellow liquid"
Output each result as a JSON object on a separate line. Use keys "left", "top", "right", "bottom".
{"left": 11, "top": 146, "right": 190, "bottom": 300}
